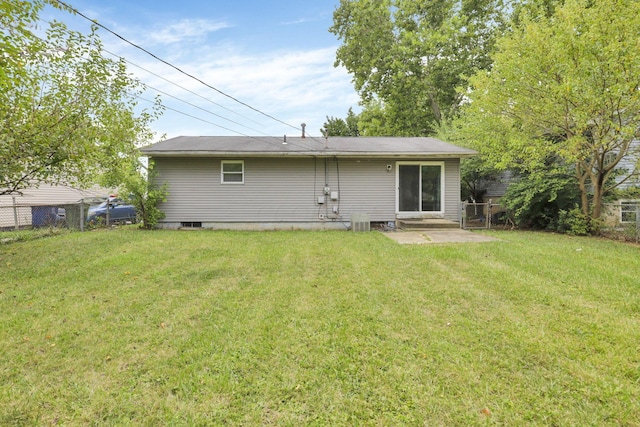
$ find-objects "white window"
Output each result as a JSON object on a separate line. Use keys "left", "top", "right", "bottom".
{"left": 620, "top": 200, "right": 639, "bottom": 223}
{"left": 221, "top": 160, "right": 244, "bottom": 184}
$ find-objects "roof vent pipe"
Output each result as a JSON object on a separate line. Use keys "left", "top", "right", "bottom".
{"left": 301, "top": 123, "right": 306, "bottom": 138}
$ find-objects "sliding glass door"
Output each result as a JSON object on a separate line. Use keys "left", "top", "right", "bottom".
{"left": 397, "top": 162, "right": 443, "bottom": 215}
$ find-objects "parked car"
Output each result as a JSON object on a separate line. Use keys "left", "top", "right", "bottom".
{"left": 87, "top": 199, "right": 137, "bottom": 224}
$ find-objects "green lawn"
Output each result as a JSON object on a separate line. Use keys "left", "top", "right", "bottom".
{"left": 1, "top": 229, "right": 639, "bottom": 426}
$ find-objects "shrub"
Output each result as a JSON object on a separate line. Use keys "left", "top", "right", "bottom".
{"left": 501, "top": 173, "right": 580, "bottom": 230}
{"left": 121, "top": 162, "right": 167, "bottom": 230}
{"left": 557, "top": 207, "right": 590, "bottom": 235}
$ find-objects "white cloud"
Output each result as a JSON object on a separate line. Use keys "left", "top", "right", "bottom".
{"left": 42, "top": 2, "right": 357, "bottom": 138}
{"left": 149, "top": 19, "right": 232, "bottom": 45}
{"left": 280, "top": 18, "right": 309, "bottom": 25}
{"left": 134, "top": 45, "right": 359, "bottom": 138}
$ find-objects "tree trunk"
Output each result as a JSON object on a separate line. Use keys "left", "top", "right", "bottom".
{"left": 428, "top": 92, "right": 442, "bottom": 125}
{"left": 592, "top": 191, "right": 603, "bottom": 219}
{"left": 592, "top": 175, "right": 604, "bottom": 220}
{"left": 576, "top": 164, "right": 590, "bottom": 217}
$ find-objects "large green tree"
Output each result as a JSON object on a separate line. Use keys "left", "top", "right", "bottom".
{"left": 330, "top": 0, "right": 508, "bottom": 136}
{"left": 0, "top": 0, "right": 162, "bottom": 196}
{"left": 458, "top": 0, "right": 640, "bottom": 220}
{"left": 321, "top": 107, "right": 360, "bottom": 137}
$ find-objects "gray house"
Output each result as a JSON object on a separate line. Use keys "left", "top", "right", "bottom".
{"left": 141, "top": 136, "right": 476, "bottom": 230}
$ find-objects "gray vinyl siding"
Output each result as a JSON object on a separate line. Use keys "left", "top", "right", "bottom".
{"left": 152, "top": 156, "right": 461, "bottom": 225}
{"left": 616, "top": 139, "right": 639, "bottom": 189}
{"left": 443, "top": 158, "right": 461, "bottom": 221}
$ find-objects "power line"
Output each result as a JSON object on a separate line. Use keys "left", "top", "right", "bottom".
{"left": 143, "top": 82, "right": 270, "bottom": 136}
{"left": 29, "top": 18, "right": 318, "bottom": 151}
{"left": 102, "top": 47, "right": 266, "bottom": 128}
{"left": 106, "top": 52, "right": 317, "bottom": 149}
{"left": 39, "top": 18, "right": 270, "bottom": 132}
{"left": 44, "top": 2, "right": 328, "bottom": 147}
{"left": 53, "top": 0, "right": 302, "bottom": 133}
{"left": 136, "top": 94, "right": 250, "bottom": 136}
{"left": 132, "top": 95, "right": 318, "bottom": 151}
{"left": 136, "top": 94, "right": 309, "bottom": 149}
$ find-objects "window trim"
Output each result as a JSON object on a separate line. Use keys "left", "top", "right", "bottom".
{"left": 620, "top": 199, "right": 640, "bottom": 223}
{"left": 395, "top": 161, "right": 445, "bottom": 216}
{"left": 221, "top": 160, "right": 244, "bottom": 184}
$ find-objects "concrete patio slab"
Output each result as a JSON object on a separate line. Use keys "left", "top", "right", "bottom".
{"left": 382, "top": 229, "right": 500, "bottom": 244}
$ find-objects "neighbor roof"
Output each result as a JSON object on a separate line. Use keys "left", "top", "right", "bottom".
{"left": 0, "top": 183, "right": 106, "bottom": 206}
{"left": 141, "top": 136, "right": 477, "bottom": 158}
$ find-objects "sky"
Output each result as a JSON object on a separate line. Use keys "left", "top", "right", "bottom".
{"left": 41, "top": 0, "right": 359, "bottom": 142}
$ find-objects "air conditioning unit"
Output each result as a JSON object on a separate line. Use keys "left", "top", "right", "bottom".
{"left": 351, "top": 213, "right": 370, "bottom": 232}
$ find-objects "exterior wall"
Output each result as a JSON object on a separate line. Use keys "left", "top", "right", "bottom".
{"left": 616, "top": 139, "right": 639, "bottom": 190}
{"left": 443, "top": 158, "right": 462, "bottom": 221}
{"left": 152, "top": 156, "right": 461, "bottom": 228}
{"left": 481, "top": 170, "right": 513, "bottom": 203}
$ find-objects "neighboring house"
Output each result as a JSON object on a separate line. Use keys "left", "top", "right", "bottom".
{"left": 481, "top": 139, "right": 640, "bottom": 202}
{"left": 615, "top": 139, "right": 640, "bottom": 190}
{"left": 0, "top": 183, "right": 105, "bottom": 229}
{"left": 141, "top": 136, "right": 476, "bottom": 230}
{"left": 479, "top": 170, "right": 513, "bottom": 204}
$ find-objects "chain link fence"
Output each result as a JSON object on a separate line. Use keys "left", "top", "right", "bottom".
{"left": 601, "top": 202, "right": 640, "bottom": 243}
{"left": 0, "top": 201, "right": 89, "bottom": 232}
{"left": 461, "top": 201, "right": 639, "bottom": 242}
{"left": 461, "top": 201, "right": 512, "bottom": 230}
{"left": 1, "top": 197, "right": 138, "bottom": 242}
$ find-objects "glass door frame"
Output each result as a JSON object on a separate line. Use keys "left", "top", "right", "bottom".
{"left": 395, "top": 161, "right": 445, "bottom": 218}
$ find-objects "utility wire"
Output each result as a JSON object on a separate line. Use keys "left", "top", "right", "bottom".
{"left": 45, "top": 2, "right": 327, "bottom": 148}
{"left": 143, "top": 82, "right": 269, "bottom": 136}
{"left": 133, "top": 95, "right": 318, "bottom": 151}
{"left": 100, "top": 48, "right": 323, "bottom": 146}
{"left": 102, "top": 47, "right": 265, "bottom": 128}
{"left": 135, "top": 95, "right": 249, "bottom": 136}
{"left": 53, "top": 0, "right": 302, "bottom": 132}
{"left": 30, "top": 17, "right": 317, "bottom": 151}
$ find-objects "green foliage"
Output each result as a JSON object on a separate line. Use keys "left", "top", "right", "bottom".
{"left": 331, "top": 0, "right": 507, "bottom": 136}
{"left": 459, "top": 157, "right": 501, "bottom": 202}
{"left": 502, "top": 173, "right": 580, "bottom": 230}
{"left": 357, "top": 99, "right": 395, "bottom": 136}
{"left": 609, "top": 186, "right": 640, "bottom": 202}
{"left": 102, "top": 156, "right": 167, "bottom": 230}
{"left": 456, "top": 0, "right": 640, "bottom": 219}
{"left": 123, "top": 167, "right": 167, "bottom": 230}
{"left": 435, "top": 120, "right": 498, "bottom": 201}
{"left": 557, "top": 207, "right": 591, "bottom": 236}
{"left": 0, "top": 0, "right": 162, "bottom": 195}
{"left": 321, "top": 107, "right": 360, "bottom": 136}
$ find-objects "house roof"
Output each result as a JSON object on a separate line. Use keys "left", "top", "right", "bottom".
{"left": 0, "top": 183, "right": 106, "bottom": 206}
{"left": 141, "top": 136, "right": 477, "bottom": 158}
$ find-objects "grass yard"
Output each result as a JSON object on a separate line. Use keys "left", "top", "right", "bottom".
{"left": 1, "top": 229, "right": 639, "bottom": 426}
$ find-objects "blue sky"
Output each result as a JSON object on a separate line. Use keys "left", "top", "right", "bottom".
{"left": 42, "top": 0, "right": 359, "bottom": 141}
